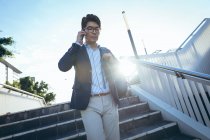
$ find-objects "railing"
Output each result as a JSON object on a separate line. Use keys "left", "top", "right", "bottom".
{"left": 134, "top": 60, "right": 210, "bottom": 127}
{"left": 139, "top": 18, "right": 210, "bottom": 74}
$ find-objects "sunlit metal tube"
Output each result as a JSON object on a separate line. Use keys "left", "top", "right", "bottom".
{"left": 122, "top": 11, "right": 138, "bottom": 59}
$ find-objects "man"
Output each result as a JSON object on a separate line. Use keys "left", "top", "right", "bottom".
{"left": 58, "top": 14, "right": 121, "bottom": 140}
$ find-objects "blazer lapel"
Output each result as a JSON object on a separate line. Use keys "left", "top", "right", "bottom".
{"left": 81, "top": 45, "right": 91, "bottom": 70}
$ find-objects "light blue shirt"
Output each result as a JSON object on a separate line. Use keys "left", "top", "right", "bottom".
{"left": 85, "top": 44, "right": 110, "bottom": 95}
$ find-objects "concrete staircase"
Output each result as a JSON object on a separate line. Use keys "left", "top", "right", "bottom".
{"left": 0, "top": 95, "right": 198, "bottom": 140}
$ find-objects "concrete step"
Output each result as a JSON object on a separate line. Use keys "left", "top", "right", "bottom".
{"left": 120, "top": 111, "right": 162, "bottom": 133}
{"left": 120, "top": 121, "right": 197, "bottom": 140}
{"left": 161, "top": 134, "right": 200, "bottom": 140}
{"left": 119, "top": 96, "right": 141, "bottom": 108}
{"left": 0, "top": 118, "right": 85, "bottom": 140}
{"left": 0, "top": 95, "right": 140, "bottom": 126}
{"left": 0, "top": 96, "right": 143, "bottom": 139}
{"left": 0, "top": 96, "right": 141, "bottom": 139}
{"left": 0, "top": 109, "right": 81, "bottom": 138}
{"left": 0, "top": 95, "right": 198, "bottom": 140}
{"left": 120, "top": 122, "right": 179, "bottom": 140}
{"left": 119, "top": 102, "right": 150, "bottom": 121}
{"left": 0, "top": 102, "right": 71, "bottom": 125}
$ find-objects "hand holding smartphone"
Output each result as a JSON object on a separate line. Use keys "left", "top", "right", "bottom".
{"left": 76, "top": 29, "right": 86, "bottom": 45}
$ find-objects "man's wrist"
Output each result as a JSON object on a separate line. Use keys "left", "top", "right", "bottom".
{"left": 75, "top": 41, "right": 82, "bottom": 46}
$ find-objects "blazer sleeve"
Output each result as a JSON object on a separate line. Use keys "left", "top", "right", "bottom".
{"left": 101, "top": 47, "right": 120, "bottom": 78}
{"left": 58, "top": 43, "right": 81, "bottom": 72}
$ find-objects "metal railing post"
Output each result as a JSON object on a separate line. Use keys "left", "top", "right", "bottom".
{"left": 122, "top": 11, "right": 139, "bottom": 59}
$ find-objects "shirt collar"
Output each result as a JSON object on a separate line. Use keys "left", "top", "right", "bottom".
{"left": 85, "top": 43, "right": 100, "bottom": 50}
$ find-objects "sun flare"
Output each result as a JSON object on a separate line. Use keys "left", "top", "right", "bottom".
{"left": 118, "top": 60, "right": 137, "bottom": 78}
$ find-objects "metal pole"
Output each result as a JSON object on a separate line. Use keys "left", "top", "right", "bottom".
{"left": 122, "top": 11, "right": 139, "bottom": 59}
{"left": 141, "top": 39, "right": 147, "bottom": 55}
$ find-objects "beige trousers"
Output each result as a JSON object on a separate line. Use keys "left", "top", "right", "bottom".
{"left": 80, "top": 94, "right": 120, "bottom": 140}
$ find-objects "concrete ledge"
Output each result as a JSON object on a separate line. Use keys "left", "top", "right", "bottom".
{"left": 0, "top": 88, "right": 46, "bottom": 115}
{"left": 131, "top": 85, "right": 210, "bottom": 140}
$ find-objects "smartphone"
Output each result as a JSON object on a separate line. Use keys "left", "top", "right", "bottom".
{"left": 80, "top": 34, "right": 84, "bottom": 41}
{"left": 80, "top": 29, "right": 85, "bottom": 41}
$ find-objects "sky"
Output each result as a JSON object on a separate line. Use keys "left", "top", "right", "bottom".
{"left": 1, "top": 0, "right": 210, "bottom": 103}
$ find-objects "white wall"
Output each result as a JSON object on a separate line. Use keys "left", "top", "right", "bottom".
{"left": 0, "top": 87, "right": 46, "bottom": 115}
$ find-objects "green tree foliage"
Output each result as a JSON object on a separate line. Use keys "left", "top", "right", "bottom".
{"left": 11, "top": 76, "right": 56, "bottom": 104}
{"left": 6, "top": 80, "right": 20, "bottom": 89}
{"left": 0, "top": 37, "right": 14, "bottom": 58}
{"left": 19, "top": 76, "right": 34, "bottom": 93}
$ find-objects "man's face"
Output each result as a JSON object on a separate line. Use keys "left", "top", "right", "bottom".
{"left": 84, "top": 21, "right": 100, "bottom": 44}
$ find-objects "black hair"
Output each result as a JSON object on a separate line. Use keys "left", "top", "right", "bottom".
{"left": 81, "top": 14, "right": 101, "bottom": 29}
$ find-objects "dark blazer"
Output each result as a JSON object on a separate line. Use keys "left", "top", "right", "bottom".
{"left": 58, "top": 43, "right": 120, "bottom": 110}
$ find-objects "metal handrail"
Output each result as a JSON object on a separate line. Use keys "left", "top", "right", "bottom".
{"left": 137, "top": 60, "right": 210, "bottom": 81}
{"left": 139, "top": 18, "right": 210, "bottom": 74}
{"left": 134, "top": 59, "right": 210, "bottom": 127}
{"left": 176, "top": 18, "right": 209, "bottom": 51}
{"left": 0, "top": 83, "right": 46, "bottom": 105}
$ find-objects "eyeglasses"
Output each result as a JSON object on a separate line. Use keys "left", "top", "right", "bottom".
{"left": 84, "top": 26, "right": 100, "bottom": 33}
